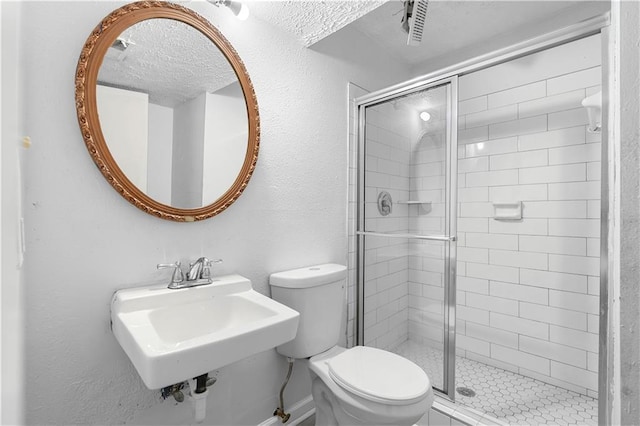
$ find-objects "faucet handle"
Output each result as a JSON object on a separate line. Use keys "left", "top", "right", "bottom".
{"left": 157, "top": 261, "right": 184, "bottom": 284}
{"left": 157, "top": 261, "right": 181, "bottom": 270}
{"left": 202, "top": 259, "right": 222, "bottom": 279}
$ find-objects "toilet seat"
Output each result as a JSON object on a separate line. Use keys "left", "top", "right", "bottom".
{"left": 309, "top": 346, "right": 434, "bottom": 425}
{"left": 327, "top": 346, "right": 430, "bottom": 406}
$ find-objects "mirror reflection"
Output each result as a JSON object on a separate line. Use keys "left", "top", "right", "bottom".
{"left": 96, "top": 18, "right": 248, "bottom": 209}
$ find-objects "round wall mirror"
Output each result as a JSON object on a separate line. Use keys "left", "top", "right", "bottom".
{"left": 75, "top": 1, "right": 259, "bottom": 221}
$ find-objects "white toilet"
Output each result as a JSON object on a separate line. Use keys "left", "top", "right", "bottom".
{"left": 270, "top": 264, "right": 434, "bottom": 426}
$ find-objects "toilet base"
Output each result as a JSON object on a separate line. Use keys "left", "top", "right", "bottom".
{"left": 309, "top": 347, "right": 433, "bottom": 426}
{"left": 312, "top": 378, "right": 360, "bottom": 426}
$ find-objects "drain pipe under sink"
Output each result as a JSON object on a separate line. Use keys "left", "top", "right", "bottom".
{"left": 189, "top": 373, "right": 213, "bottom": 423}
{"left": 274, "top": 358, "right": 295, "bottom": 422}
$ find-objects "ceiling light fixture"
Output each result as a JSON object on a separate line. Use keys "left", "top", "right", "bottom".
{"left": 419, "top": 111, "right": 431, "bottom": 122}
{"left": 208, "top": 0, "right": 249, "bottom": 20}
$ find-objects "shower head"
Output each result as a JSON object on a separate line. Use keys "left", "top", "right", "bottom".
{"left": 401, "top": 0, "right": 429, "bottom": 46}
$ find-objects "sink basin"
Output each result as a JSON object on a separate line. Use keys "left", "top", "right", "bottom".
{"left": 111, "top": 274, "right": 300, "bottom": 389}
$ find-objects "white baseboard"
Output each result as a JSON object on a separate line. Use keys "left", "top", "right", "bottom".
{"left": 257, "top": 395, "right": 314, "bottom": 426}
{"left": 287, "top": 407, "right": 315, "bottom": 426}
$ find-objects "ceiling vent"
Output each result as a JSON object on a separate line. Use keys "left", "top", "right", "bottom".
{"left": 401, "top": 0, "right": 429, "bottom": 46}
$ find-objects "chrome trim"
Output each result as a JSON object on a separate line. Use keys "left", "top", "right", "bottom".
{"left": 356, "top": 231, "right": 456, "bottom": 242}
{"left": 356, "top": 103, "right": 367, "bottom": 346}
{"left": 598, "top": 25, "right": 611, "bottom": 426}
{"left": 444, "top": 77, "right": 459, "bottom": 400}
{"left": 442, "top": 81, "right": 454, "bottom": 399}
{"left": 346, "top": 85, "right": 358, "bottom": 348}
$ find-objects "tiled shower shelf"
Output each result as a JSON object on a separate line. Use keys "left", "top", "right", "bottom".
{"left": 398, "top": 200, "right": 432, "bottom": 205}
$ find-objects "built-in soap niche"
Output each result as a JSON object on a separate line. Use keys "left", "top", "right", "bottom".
{"left": 492, "top": 201, "right": 522, "bottom": 220}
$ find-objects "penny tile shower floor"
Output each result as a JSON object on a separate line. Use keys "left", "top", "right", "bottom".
{"left": 392, "top": 340, "right": 597, "bottom": 425}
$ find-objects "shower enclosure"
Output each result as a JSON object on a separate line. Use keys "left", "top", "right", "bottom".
{"left": 356, "top": 78, "right": 459, "bottom": 398}
{"left": 352, "top": 21, "right": 606, "bottom": 426}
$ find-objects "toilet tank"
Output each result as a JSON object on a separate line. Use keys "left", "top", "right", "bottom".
{"left": 269, "top": 264, "right": 347, "bottom": 359}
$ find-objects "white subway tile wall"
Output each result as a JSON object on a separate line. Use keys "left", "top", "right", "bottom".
{"left": 456, "top": 33, "right": 601, "bottom": 396}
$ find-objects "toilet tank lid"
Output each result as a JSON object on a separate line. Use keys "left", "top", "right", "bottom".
{"left": 270, "top": 264, "right": 347, "bottom": 289}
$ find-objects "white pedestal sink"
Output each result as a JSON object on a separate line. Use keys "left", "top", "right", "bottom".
{"left": 111, "top": 274, "right": 300, "bottom": 389}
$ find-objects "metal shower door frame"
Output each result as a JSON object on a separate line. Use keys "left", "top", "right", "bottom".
{"left": 355, "top": 75, "right": 459, "bottom": 401}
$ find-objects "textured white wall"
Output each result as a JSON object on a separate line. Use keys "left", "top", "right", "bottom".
{"left": 19, "top": 1, "right": 410, "bottom": 425}
{"left": 1, "top": 2, "right": 25, "bottom": 424}
{"left": 617, "top": 0, "right": 640, "bottom": 423}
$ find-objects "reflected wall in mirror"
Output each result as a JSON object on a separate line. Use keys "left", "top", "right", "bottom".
{"left": 76, "top": 1, "right": 259, "bottom": 221}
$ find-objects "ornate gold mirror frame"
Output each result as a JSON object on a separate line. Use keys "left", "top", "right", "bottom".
{"left": 75, "top": 1, "right": 259, "bottom": 222}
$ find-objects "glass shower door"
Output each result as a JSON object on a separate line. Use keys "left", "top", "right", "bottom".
{"left": 357, "top": 77, "right": 458, "bottom": 399}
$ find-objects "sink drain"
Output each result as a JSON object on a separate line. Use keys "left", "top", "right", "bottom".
{"left": 456, "top": 387, "right": 476, "bottom": 397}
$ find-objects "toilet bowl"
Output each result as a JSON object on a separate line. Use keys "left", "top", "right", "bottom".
{"left": 309, "top": 346, "right": 434, "bottom": 426}
{"left": 269, "top": 264, "right": 434, "bottom": 426}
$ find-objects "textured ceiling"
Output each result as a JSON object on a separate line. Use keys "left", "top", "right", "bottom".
{"left": 98, "top": 18, "right": 238, "bottom": 108}
{"left": 248, "top": 0, "right": 386, "bottom": 46}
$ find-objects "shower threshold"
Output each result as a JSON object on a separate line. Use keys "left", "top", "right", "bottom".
{"left": 392, "top": 340, "right": 597, "bottom": 426}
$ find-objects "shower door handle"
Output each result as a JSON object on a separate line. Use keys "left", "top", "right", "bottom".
{"left": 356, "top": 231, "right": 456, "bottom": 242}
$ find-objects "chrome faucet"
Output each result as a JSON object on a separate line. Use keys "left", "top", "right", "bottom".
{"left": 157, "top": 258, "right": 222, "bottom": 289}
{"left": 157, "top": 261, "right": 184, "bottom": 287}
{"left": 187, "top": 257, "right": 212, "bottom": 281}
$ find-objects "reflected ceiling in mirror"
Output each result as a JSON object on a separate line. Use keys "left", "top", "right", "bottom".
{"left": 98, "top": 18, "right": 238, "bottom": 108}
{"left": 76, "top": 1, "right": 259, "bottom": 221}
